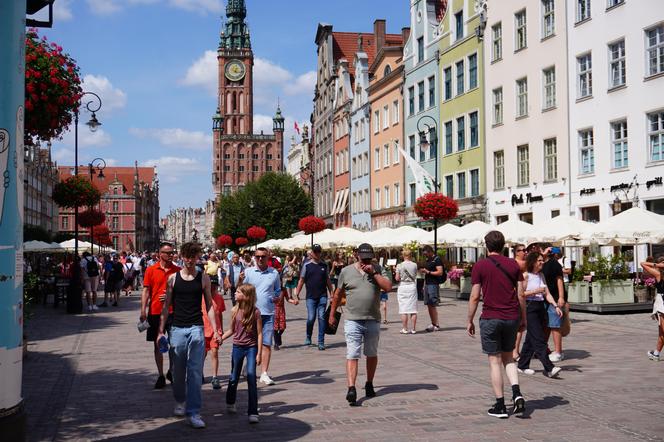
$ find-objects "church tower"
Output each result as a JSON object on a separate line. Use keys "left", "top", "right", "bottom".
{"left": 212, "top": 0, "right": 284, "bottom": 198}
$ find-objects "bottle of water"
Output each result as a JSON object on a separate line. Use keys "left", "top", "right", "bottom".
{"left": 158, "top": 335, "right": 169, "bottom": 353}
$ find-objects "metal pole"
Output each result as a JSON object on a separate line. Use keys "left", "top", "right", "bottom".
{"left": 89, "top": 165, "right": 94, "bottom": 256}
{"left": 74, "top": 111, "right": 79, "bottom": 259}
{"left": 434, "top": 147, "right": 438, "bottom": 254}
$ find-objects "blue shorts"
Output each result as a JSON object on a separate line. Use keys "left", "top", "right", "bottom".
{"left": 261, "top": 315, "right": 274, "bottom": 347}
{"left": 547, "top": 304, "right": 562, "bottom": 328}
{"left": 344, "top": 319, "right": 380, "bottom": 359}
{"left": 424, "top": 284, "right": 440, "bottom": 306}
{"left": 380, "top": 292, "right": 388, "bottom": 302}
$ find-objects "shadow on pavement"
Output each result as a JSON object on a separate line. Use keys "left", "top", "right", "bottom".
{"left": 563, "top": 349, "right": 591, "bottom": 360}
{"left": 517, "top": 395, "right": 569, "bottom": 419}
{"left": 273, "top": 370, "right": 333, "bottom": 385}
{"left": 353, "top": 383, "right": 440, "bottom": 406}
{"left": 25, "top": 305, "right": 122, "bottom": 343}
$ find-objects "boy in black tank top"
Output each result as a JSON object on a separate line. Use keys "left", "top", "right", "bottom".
{"left": 158, "top": 242, "right": 222, "bottom": 429}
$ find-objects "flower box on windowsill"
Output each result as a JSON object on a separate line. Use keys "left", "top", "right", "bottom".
{"left": 568, "top": 281, "right": 590, "bottom": 303}
{"left": 591, "top": 280, "right": 633, "bottom": 304}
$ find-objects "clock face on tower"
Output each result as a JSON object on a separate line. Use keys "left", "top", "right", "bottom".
{"left": 225, "top": 60, "right": 246, "bottom": 82}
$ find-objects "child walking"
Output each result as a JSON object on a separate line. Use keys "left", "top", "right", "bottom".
{"left": 221, "top": 284, "right": 262, "bottom": 423}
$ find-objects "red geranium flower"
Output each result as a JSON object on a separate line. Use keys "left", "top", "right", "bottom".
{"left": 298, "top": 216, "right": 326, "bottom": 234}
{"left": 78, "top": 209, "right": 105, "bottom": 228}
{"left": 414, "top": 193, "right": 459, "bottom": 221}
{"left": 235, "top": 237, "right": 249, "bottom": 247}
{"left": 217, "top": 235, "right": 233, "bottom": 248}
{"left": 246, "top": 226, "right": 267, "bottom": 240}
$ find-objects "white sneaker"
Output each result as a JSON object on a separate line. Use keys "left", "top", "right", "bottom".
{"left": 186, "top": 414, "right": 206, "bottom": 428}
{"left": 409, "top": 329, "right": 416, "bottom": 334}
{"left": 545, "top": 367, "right": 562, "bottom": 378}
{"left": 548, "top": 352, "right": 563, "bottom": 362}
{"left": 517, "top": 368, "right": 535, "bottom": 375}
{"left": 173, "top": 402, "right": 186, "bottom": 416}
{"left": 226, "top": 403, "right": 237, "bottom": 414}
{"left": 259, "top": 372, "right": 275, "bottom": 385}
{"left": 648, "top": 350, "right": 661, "bottom": 361}
{"left": 399, "top": 328, "right": 409, "bottom": 334}
{"left": 249, "top": 414, "right": 259, "bottom": 424}
{"left": 87, "top": 305, "right": 93, "bottom": 312}
{"left": 425, "top": 324, "right": 440, "bottom": 332}
{"left": 92, "top": 304, "right": 99, "bottom": 311}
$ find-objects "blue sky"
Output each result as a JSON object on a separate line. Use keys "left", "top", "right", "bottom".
{"left": 37, "top": 0, "right": 409, "bottom": 217}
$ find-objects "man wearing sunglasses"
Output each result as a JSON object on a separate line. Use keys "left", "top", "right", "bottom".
{"left": 141, "top": 242, "right": 180, "bottom": 389}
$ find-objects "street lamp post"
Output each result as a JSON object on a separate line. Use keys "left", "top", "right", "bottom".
{"left": 74, "top": 91, "right": 102, "bottom": 258}
{"left": 417, "top": 115, "right": 439, "bottom": 252}
{"left": 87, "top": 157, "right": 106, "bottom": 255}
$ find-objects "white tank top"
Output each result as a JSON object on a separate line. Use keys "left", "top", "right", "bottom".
{"left": 525, "top": 272, "right": 546, "bottom": 301}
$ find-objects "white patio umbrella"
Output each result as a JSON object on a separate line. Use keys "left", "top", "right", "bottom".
{"left": 454, "top": 220, "right": 492, "bottom": 247}
{"left": 59, "top": 239, "right": 94, "bottom": 253}
{"left": 495, "top": 218, "right": 537, "bottom": 245}
{"left": 579, "top": 207, "right": 664, "bottom": 245}
{"left": 531, "top": 215, "right": 595, "bottom": 244}
{"left": 363, "top": 228, "right": 397, "bottom": 248}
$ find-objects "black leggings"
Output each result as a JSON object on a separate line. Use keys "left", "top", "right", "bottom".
{"left": 518, "top": 301, "right": 554, "bottom": 372}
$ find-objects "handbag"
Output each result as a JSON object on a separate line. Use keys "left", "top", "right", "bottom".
{"left": 560, "top": 303, "right": 571, "bottom": 337}
{"left": 323, "top": 304, "right": 342, "bottom": 335}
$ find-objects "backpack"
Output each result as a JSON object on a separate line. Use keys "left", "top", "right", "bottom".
{"left": 86, "top": 258, "right": 99, "bottom": 277}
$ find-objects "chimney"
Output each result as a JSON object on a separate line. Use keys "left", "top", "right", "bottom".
{"left": 401, "top": 27, "right": 411, "bottom": 46}
{"left": 374, "top": 19, "right": 386, "bottom": 53}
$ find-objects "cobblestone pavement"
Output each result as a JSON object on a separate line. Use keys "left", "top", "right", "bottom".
{"left": 23, "top": 291, "right": 664, "bottom": 441}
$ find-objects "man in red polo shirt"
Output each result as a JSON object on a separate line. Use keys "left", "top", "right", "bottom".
{"left": 141, "top": 241, "right": 180, "bottom": 389}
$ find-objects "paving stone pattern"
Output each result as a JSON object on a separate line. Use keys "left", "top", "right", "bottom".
{"left": 23, "top": 293, "right": 664, "bottom": 441}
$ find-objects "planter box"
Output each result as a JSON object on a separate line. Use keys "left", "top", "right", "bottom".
{"left": 441, "top": 279, "right": 452, "bottom": 290}
{"left": 568, "top": 282, "right": 590, "bottom": 303}
{"left": 634, "top": 287, "right": 649, "bottom": 303}
{"left": 591, "top": 280, "right": 634, "bottom": 304}
{"left": 459, "top": 276, "right": 472, "bottom": 295}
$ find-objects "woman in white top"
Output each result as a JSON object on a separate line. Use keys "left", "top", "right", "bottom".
{"left": 517, "top": 252, "right": 563, "bottom": 377}
{"left": 395, "top": 249, "right": 419, "bottom": 334}
{"left": 641, "top": 256, "right": 664, "bottom": 361}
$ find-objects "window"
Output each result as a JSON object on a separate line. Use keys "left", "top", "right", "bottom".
{"left": 443, "top": 67, "right": 452, "bottom": 100}
{"left": 383, "top": 65, "right": 392, "bottom": 77}
{"left": 417, "top": 37, "right": 424, "bottom": 63}
{"left": 496, "top": 215, "right": 508, "bottom": 225}
{"left": 409, "top": 135, "right": 416, "bottom": 159}
{"left": 457, "top": 116, "right": 465, "bottom": 151}
{"left": 581, "top": 206, "right": 600, "bottom": 222}
{"left": 515, "top": 10, "right": 527, "bottom": 50}
{"left": 393, "top": 140, "right": 400, "bottom": 165}
{"left": 418, "top": 81, "right": 425, "bottom": 112}
{"left": 373, "top": 110, "right": 380, "bottom": 133}
{"left": 252, "top": 165, "right": 259, "bottom": 172}
{"left": 384, "top": 186, "right": 390, "bottom": 209}
{"left": 579, "top": 129, "right": 595, "bottom": 174}
{"left": 62, "top": 216, "right": 68, "bottom": 229}
{"left": 364, "top": 190, "right": 370, "bottom": 212}
{"left": 649, "top": 111, "right": 664, "bottom": 161}
{"left": 607, "top": 0, "right": 624, "bottom": 7}
{"left": 551, "top": 210, "right": 560, "bottom": 218}
{"left": 408, "top": 87, "right": 415, "bottom": 115}
{"left": 577, "top": 0, "right": 591, "bottom": 23}
{"left": 238, "top": 152, "right": 245, "bottom": 159}
{"left": 543, "top": 67, "right": 556, "bottom": 109}
{"left": 646, "top": 25, "right": 664, "bottom": 77}
{"left": 492, "top": 23, "right": 502, "bottom": 61}
{"left": 375, "top": 188, "right": 381, "bottom": 210}
{"left": 374, "top": 147, "right": 380, "bottom": 170}
{"left": 335, "top": 153, "right": 340, "bottom": 175}
{"left": 223, "top": 153, "right": 230, "bottom": 159}
{"left": 363, "top": 152, "right": 369, "bottom": 175}
{"left": 112, "top": 236, "right": 118, "bottom": 250}
{"left": 612, "top": 120, "right": 628, "bottom": 168}
{"left": 468, "top": 54, "right": 478, "bottom": 89}
{"left": 428, "top": 76, "right": 435, "bottom": 107}
{"left": 383, "top": 106, "right": 389, "bottom": 129}
{"left": 394, "top": 183, "right": 400, "bottom": 206}
{"left": 494, "top": 151, "right": 505, "bottom": 189}
{"left": 428, "top": 127, "right": 437, "bottom": 159}
{"left": 456, "top": 60, "right": 465, "bottom": 95}
{"left": 384, "top": 144, "right": 390, "bottom": 167}
{"left": 267, "top": 153, "right": 273, "bottom": 160}
{"left": 445, "top": 121, "right": 453, "bottom": 154}
{"left": 577, "top": 53, "right": 592, "bottom": 98}
{"left": 469, "top": 112, "right": 479, "bottom": 147}
{"left": 544, "top": 138, "right": 558, "bottom": 181}
{"left": 445, "top": 175, "right": 454, "bottom": 197}
{"left": 493, "top": 87, "right": 503, "bottom": 125}
{"left": 470, "top": 169, "right": 480, "bottom": 197}
{"left": 516, "top": 78, "right": 528, "bottom": 117}
{"left": 239, "top": 165, "right": 245, "bottom": 172}
{"left": 393, "top": 100, "right": 400, "bottom": 124}
{"left": 352, "top": 157, "right": 357, "bottom": 179}
{"left": 252, "top": 153, "right": 259, "bottom": 160}
{"left": 457, "top": 172, "right": 466, "bottom": 199}
{"left": 409, "top": 183, "right": 416, "bottom": 206}
{"left": 517, "top": 145, "right": 529, "bottom": 186}
{"left": 519, "top": 212, "right": 533, "bottom": 224}
{"left": 223, "top": 165, "right": 231, "bottom": 172}
{"left": 112, "top": 216, "right": 119, "bottom": 229}
{"left": 542, "top": 0, "right": 555, "bottom": 38}
{"left": 112, "top": 201, "right": 118, "bottom": 212}
{"left": 609, "top": 40, "right": 626, "bottom": 88}
{"left": 455, "top": 10, "right": 464, "bottom": 40}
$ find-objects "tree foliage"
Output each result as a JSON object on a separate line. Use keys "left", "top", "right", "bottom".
{"left": 213, "top": 172, "right": 312, "bottom": 241}
{"left": 23, "top": 225, "right": 51, "bottom": 242}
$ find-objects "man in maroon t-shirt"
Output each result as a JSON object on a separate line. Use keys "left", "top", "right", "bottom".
{"left": 467, "top": 230, "right": 526, "bottom": 419}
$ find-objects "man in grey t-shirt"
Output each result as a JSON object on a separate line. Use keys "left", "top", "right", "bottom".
{"left": 329, "top": 243, "right": 392, "bottom": 406}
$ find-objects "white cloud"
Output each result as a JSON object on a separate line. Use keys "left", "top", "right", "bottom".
{"left": 53, "top": 147, "right": 74, "bottom": 165}
{"left": 86, "top": 0, "right": 122, "bottom": 15}
{"left": 284, "top": 71, "right": 316, "bottom": 96}
{"left": 129, "top": 128, "right": 212, "bottom": 150}
{"left": 253, "top": 115, "right": 274, "bottom": 135}
{"left": 141, "top": 156, "right": 206, "bottom": 183}
{"left": 169, "top": 0, "right": 223, "bottom": 13}
{"left": 54, "top": 0, "right": 74, "bottom": 21}
{"left": 81, "top": 75, "right": 127, "bottom": 115}
{"left": 254, "top": 58, "right": 293, "bottom": 85}
{"left": 181, "top": 50, "right": 217, "bottom": 95}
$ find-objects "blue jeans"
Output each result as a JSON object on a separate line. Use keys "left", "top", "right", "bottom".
{"left": 306, "top": 296, "right": 327, "bottom": 344}
{"left": 170, "top": 325, "right": 205, "bottom": 416}
{"left": 226, "top": 344, "right": 258, "bottom": 416}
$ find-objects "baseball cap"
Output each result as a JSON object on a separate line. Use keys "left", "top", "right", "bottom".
{"left": 357, "top": 243, "right": 374, "bottom": 260}
{"left": 312, "top": 244, "right": 322, "bottom": 253}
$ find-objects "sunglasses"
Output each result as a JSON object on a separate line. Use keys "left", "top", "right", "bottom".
{"left": 160, "top": 251, "right": 174, "bottom": 255}
{"left": 516, "top": 249, "right": 525, "bottom": 253}
{"left": 255, "top": 255, "right": 268, "bottom": 259}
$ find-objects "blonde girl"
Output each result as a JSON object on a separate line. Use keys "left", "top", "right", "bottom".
{"left": 641, "top": 256, "right": 664, "bottom": 361}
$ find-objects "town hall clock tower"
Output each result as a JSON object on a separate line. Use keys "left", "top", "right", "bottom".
{"left": 212, "top": 0, "right": 285, "bottom": 198}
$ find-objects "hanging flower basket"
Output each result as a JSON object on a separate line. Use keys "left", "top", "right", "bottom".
{"left": 92, "top": 224, "right": 112, "bottom": 246}
{"left": 217, "top": 234, "right": 233, "bottom": 248}
{"left": 414, "top": 193, "right": 458, "bottom": 221}
{"left": 235, "top": 237, "right": 249, "bottom": 247}
{"left": 246, "top": 226, "right": 267, "bottom": 241}
{"left": 298, "top": 216, "right": 326, "bottom": 235}
{"left": 78, "top": 209, "right": 105, "bottom": 228}
{"left": 53, "top": 175, "right": 101, "bottom": 208}
{"left": 24, "top": 29, "right": 83, "bottom": 142}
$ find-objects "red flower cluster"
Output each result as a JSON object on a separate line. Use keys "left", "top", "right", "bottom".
{"left": 246, "top": 226, "right": 267, "bottom": 240}
{"left": 414, "top": 193, "right": 459, "bottom": 221}
{"left": 25, "top": 29, "right": 83, "bottom": 142}
{"left": 217, "top": 235, "right": 233, "bottom": 248}
{"left": 235, "top": 237, "right": 249, "bottom": 247}
{"left": 92, "top": 225, "right": 113, "bottom": 246}
{"left": 53, "top": 175, "right": 101, "bottom": 209}
{"left": 298, "top": 216, "right": 326, "bottom": 234}
{"left": 78, "top": 209, "right": 105, "bottom": 228}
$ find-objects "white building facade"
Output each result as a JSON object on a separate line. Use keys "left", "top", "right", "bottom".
{"left": 484, "top": 0, "right": 571, "bottom": 226}
{"left": 568, "top": 0, "right": 664, "bottom": 222}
